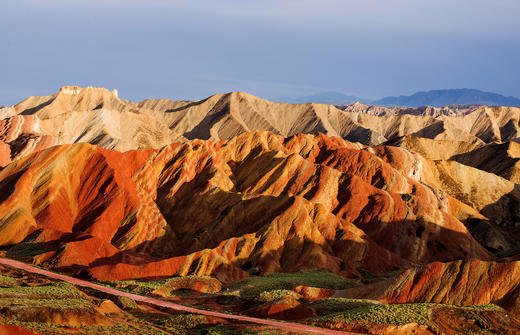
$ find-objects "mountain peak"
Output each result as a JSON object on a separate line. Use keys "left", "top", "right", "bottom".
{"left": 59, "top": 86, "right": 83, "bottom": 95}
{"left": 58, "top": 85, "right": 119, "bottom": 98}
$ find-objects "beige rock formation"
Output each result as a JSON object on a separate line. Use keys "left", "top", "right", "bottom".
{"left": 451, "top": 141, "right": 520, "bottom": 184}
{"left": 384, "top": 136, "right": 483, "bottom": 161}
{"left": 4, "top": 86, "right": 519, "bottom": 163}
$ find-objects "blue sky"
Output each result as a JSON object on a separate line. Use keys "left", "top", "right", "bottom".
{"left": 1, "top": 0, "right": 519, "bottom": 104}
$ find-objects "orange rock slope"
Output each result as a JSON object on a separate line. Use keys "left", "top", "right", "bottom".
{"left": 0, "top": 131, "right": 491, "bottom": 281}
{"left": 340, "top": 259, "right": 520, "bottom": 314}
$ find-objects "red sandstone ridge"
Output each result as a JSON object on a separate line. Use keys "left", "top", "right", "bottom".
{"left": 0, "top": 131, "right": 491, "bottom": 281}
{"left": 340, "top": 259, "right": 520, "bottom": 315}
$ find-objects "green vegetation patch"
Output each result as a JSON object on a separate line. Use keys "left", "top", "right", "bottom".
{"left": 203, "top": 325, "right": 241, "bottom": 335}
{"left": 0, "top": 281, "right": 85, "bottom": 299}
{"left": 157, "top": 313, "right": 209, "bottom": 329}
{"left": 311, "top": 302, "right": 501, "bottom": 327}
{"left": 115, "top": 296, "right": 140, "bottom": 310}
{"left": 227, "top": 269, "right": 357, "bottom": 298}
{"left": 108, "top": 278, "right": 169, "bottom": 295}
{"left": 0, "top": 281, "right": 92, "bottom": 317}
{"left": 2, "top": 319, "right": 172, "bottom": 335}
{"left": 311, "top": 302, "right": 433, "bottom": 325}
{"left": 0, "top": 297, "right": 90, "bottom": 310}
{"left": 80, "top": 323, "right": 172, "bottom": 335}
{"left": 311, "top": 298, "right": 381, "bottom": 315}
{"left": 257, "top": 289, "right": 299, "bottom": 302}
{"left": 0, "top": 274, "right": 19, "bottom": 287}
{"left": 156, "top": 315, "right": 284, "bottom": 335}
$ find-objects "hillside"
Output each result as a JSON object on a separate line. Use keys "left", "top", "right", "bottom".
{"left": 341, "top": 259, "right": 520, "bottom": 313}
{"left": 1, "top": 86, "right": 520, "bottom": 334}
{"left": 0, "top": 131, "right": 497, "bottom": 282}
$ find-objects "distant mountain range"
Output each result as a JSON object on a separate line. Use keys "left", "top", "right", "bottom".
{"left": 374, "top": 89, "right": 520, "bottom": 107}
{"left": 280, "top": 89, "right": 520, "bottom": 108}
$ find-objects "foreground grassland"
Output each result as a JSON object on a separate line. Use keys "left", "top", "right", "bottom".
{"left": 1, "top": 266, "right": 518, "bottom": 335}
{"left": 0, "top": 280, "right": 91, "bottom": 311}
{"left": 308, "top": 299, "right": 510, "bottom": 334}
{"left": 0, "top": 270, "right": 300, "bottom": 334}
{"left": 3, "top": 318, "right": 293, "bottom": 335}
{"left": 311, "top": 299, "right": 499, "bottom": 324}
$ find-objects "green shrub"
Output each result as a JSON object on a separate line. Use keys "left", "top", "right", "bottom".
{"left": 115, "top": 296, "right": 139, "bottom": 310}
{"left": 157, "top": 313, "right": 208, "bottom": 329}
{"left": 0, "top": 297, "right": 90, "bottom": 310}
{"left": 0, "top": 274, "right": 18, "bottom": 287}
{"left": 2, "top": 319, "right": 172, "bottom": 335}
{"left": 257, "top": 289, "right": 299, "bottom": 302}
{"left": 108, "top": 278, "right": 168, "bottom": 294}
{"left": 0, "top": 281, "right": 84, "bottom": 299}
{"left": 311, "top": 298, "right": 380, "bottom": 315}
{"left": 311, "top": 303, "right": 432, "bottom": 325}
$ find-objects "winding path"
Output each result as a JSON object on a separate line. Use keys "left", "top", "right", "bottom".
{"left": 0, "top": 257, "right": 356, "bottom": 335}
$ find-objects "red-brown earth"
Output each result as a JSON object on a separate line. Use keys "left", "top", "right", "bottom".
{"left": 0, "top": 131, "right": 492, "bottom": 283}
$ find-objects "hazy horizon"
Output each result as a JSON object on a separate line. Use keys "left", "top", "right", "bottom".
{"left": 1, "top": 0, "right": 519, "bottom": 105}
